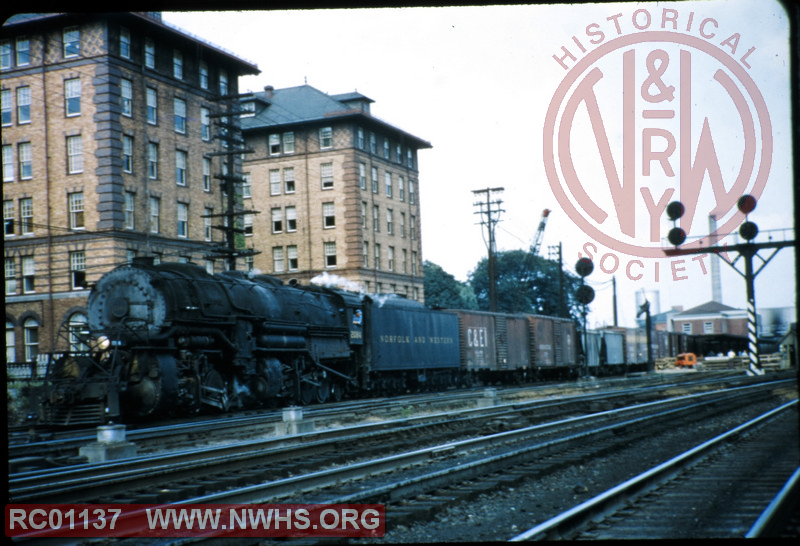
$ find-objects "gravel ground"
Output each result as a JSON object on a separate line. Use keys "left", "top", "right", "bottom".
{"left": 358, "top": 396, "right": 792, "bottom": 542}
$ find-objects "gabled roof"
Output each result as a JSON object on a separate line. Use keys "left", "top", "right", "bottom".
{"left": 241, "top": 85, "right": 431, "bottom": 149}
{"left": 676, "top": 301, "right": 740, "bottom": 316}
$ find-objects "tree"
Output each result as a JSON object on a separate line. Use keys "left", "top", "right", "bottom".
{"left": 468, "top": 249, "right": 585, "bottom": 320}
{"left": 423, "top": 261, "right": 478, "bottom": 310}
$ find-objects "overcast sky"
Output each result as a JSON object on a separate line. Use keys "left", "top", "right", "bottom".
{"left": 165, "top": 1, "right": 795, "bottom": 328}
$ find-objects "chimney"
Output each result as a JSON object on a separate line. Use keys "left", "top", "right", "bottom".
{"left": 264, "top": 85, "right": 274, "bottom": 99}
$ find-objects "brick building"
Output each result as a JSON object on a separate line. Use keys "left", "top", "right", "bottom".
{"left": 3, "top": 13, "right": 259, "bottom": 364}
{"left": 239, "top": 85, "right": 432, "bottom": 300}
{"left": 670, "top": 301, "right": 751, "bottom": 336}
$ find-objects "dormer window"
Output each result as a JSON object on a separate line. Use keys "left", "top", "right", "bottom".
{"left": 240, "top": 100, "right": 255, "bottom": 117}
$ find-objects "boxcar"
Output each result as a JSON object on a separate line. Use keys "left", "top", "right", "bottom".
{"left": 529, "top": 315, "right": 578, "bottom": 378}
{"left": 447, "top": 310, "right": 531, "bottom": 383}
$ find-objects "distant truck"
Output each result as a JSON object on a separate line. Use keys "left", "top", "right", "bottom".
{"left": 675, "top": 353, "right": 697, "bottom": 369}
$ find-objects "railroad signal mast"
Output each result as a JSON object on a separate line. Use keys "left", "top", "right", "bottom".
{"left": 664, "top": 195, "right": 796, "bottom": 376}
{"left": 203, "top": 93, "right": 261, "bottom": 271}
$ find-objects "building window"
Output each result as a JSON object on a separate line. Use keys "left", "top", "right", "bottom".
{"left": 396, "top": 144, "right": 402, "bottom": 163}
{"left": 374, "top": 244, "right": 381, "bottom": 270}
{"left": 18, "top": 142, "right": 32, "bottom": 179}
{"left": 70, "top": 251, "right": 86, "bottom": 289}
{"left": 409, "top": 180, "right": 416, "bottom": 204}
{"left": 119, "top": 27, "right": 131, "bottom": 59}
{"left": 243, "top": 214, "right": 253, "bottom": 236}
{"left": 398, "top": 177, "right": 405, "bottom": 201}
{"left": 269, "top": 134, "right": 281, "bottom": 155}
{"left": 357, "top": 128, "right": 365, "bottom": 149}
{"left": 219, "top": 69, "right": 228, "bottom": 95}
{"left": 2, "top": 145, "right": 13, "bottom": 182}
{"left": 177, "top": 203, "right": 188, "bottom": 238}
{"left": 287, "top": 246, "right": 298, "bottom": 271}
{"left": 324, "top": 242, "right": 337, "bottom": 268}
{"left": 682, "top": 323, "right": 692, "bottom": 334}
{"left": 16, "top": 37, "right": 30, "bottom": 66}
{"left": 361, "top": 202, "right": 367, "bottom": 229}
{"left": 5, "top": 257, "right": 16, "bottom": 294}
{"left": 64, "top": 78, "right": 81, "bottom": 116}
{"left": 174, "top": 98, "right": 186, "bottom": 133}
{"left": 359, "top": 163, "right": 367, "bottom": 190}
{"left": 2, "top": 89, "right": 11, "bottom": 126}
{"left": 286, "top": 206, "right": 297, "bottom": 232}
{"left": 271, "top": 208, "right": 283, "bottom": 233}
{"left": 269, "top": 169, "right": 281, "bottom": 195}
{"left": 24, "top": 317, "right": 39, "bottom": 361}
{"left": 124, "top": 191, "right": 135, "bottom": 229}
{"left": 321, "top": 162, "right": 333, "bottom": 189}
{"left": 6, "top": 320, "right": 16, "bottom": 363}
{"left": 323, "top": 202, "right": 335, "bottom": 228}
{"left": 66, "top": 135, "right": 83, "bottom": 174}
{"left": 199, "top": 61, "right": 209, "bottom": 89}
{"left": 370, "top": 133, "right": 376, "bottom": 154}
{"left": 68, "top": 192, "right": 84, "bottom": 229}
{"left": 63, "top": 26, "right": 80, "bottom": 58}
{"left": 242, "top": 173, "right": 251, "bottom": 199}
{"left": 273, "top": 247, "right": 285, "bottom": 273}
{"left": 22, "top": 255, "right": 35, "bottom": 293}
{"left": 386, "top": 209, "right": 393, "bottom": 235}
{"left": 121, "top": 78, "right": 132, "bottom": 117}
{"left": 17, "top": 86, "right": 31, "bottom": 124}
{"left": 385, "top": 172, "right": 392, "bottom": 198}
{"left": 4, "top": 199, "right": 14, "bottom": 235}
{"left": 388, "top": 246, "right": 395, "bottom": 271}
{"left": 384, "top": 138, "right": 390, "bottom": 159}
{"left": 407, "top": 149, "right": 414, "bottom": 168}
{"left": 204, "top": 208, "right": 213, "bottom": 241}
{"left": 362, "top": 242, "right": 369, "bottom": 267}
{"left": 148, "top": 142, "right": 159, "bottom": 179}
{"left": 402, "top": 249, "right": 408, "bottom": 273}
{"left": 371, "top": 167, "right": 378, "bottom": 193}
{"left": 68, "top": 313, "right": 89, "bottom": 352}
{"left": 144, "top": 38, "right": 155, "bottom": 68}
{"left": 203, "top": 157, "right": 211, "bottom": 191}
{"left": 372, "top": 205, "right": 379, "bottom": 232}
{"left": 703, "top": 321, "right": 714, "bottom": 334}
{"left": 149, "top": 196, "right": 160, "bottom": 233}
{"left": 400, "top": 212, "right": 406, "bottom": 238}
{"left": 20, "top": 197, "right": 33, "bottom": 235}
{"left": 201, "top": 107, "right": 210, "bottom": 141}
{"left": 123, "top": 135, "right": 133, "bottom": 173}
{"left": 410, "top": 215, "right": 417, "bottom": 240}
{"left": 1, "top": 40, "right": 10, "bottom": 69}
{"left": 175, "top": 149, "right": 187, "bottom": 185}
{"left": 173, "top": 49, "right": 183, "bottom": 80}
{"left": 319, "top": 127, "right": 332, "bottom": 149}
{"left": 284, "top": 167, "right": 295, "bottom": 193}
{"left": 283, "top": 132, "right": 295, "bottom": 154}
{"left": 146, "top": 87, "right": 158, "bottom": 124}
{"left": 412, "top": 251, "right": 418, "bottom": 276}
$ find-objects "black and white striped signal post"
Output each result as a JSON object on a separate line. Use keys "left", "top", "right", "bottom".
{"left": 664, "top": 195, "right": 795, "bottom": 376}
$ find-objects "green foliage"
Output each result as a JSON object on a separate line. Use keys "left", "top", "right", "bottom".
{"left": 423, "top": 261, "right": 478, "bottom": 310}
{"left": 467, "top": 249, "right": 586, "bottom": 320}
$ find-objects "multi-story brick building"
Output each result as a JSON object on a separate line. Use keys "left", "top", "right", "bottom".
{"left": 670, "top": 301, "right": 751, "bottom": 336}
{"left": 240, "top": 85, "right": 431, "bottom": 301}
{"left": 3, "top": 12, "right": 259, "bottom": 365}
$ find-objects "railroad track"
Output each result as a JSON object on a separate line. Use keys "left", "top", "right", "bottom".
{"left": 511, "top": 399, "right": 799, "bottom": 540}
{"left": 7, "top": 370, "right": 762, "bottom": 469}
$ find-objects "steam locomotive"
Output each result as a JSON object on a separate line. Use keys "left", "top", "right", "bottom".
{"left": 37, "top": 259, "right": 690, "bottom": 426}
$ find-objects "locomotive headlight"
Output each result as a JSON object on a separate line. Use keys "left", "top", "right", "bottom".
{"left": 97, "top": 335, "right": 111, "bottom": 351}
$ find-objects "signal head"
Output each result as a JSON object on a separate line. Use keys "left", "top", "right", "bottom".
{"left": 666, "top": 201, "right": 685, "bottom": 221}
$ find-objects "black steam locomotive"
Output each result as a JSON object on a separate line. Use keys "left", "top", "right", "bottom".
{"left": 37, "top": 259, "right": 694, "bottom": 426}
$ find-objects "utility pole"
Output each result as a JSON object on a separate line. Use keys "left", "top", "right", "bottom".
{"left": 472, "top": 187, "right": 504, "bottom": 312}
{"left": 612, "top": 276, "right": 618, "bottom": 327}
{"left": 204, "top": 93, "right": 260, "bottom": 271}
{"left": 548, "top": 243, "right": 566, "bottom": 318}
